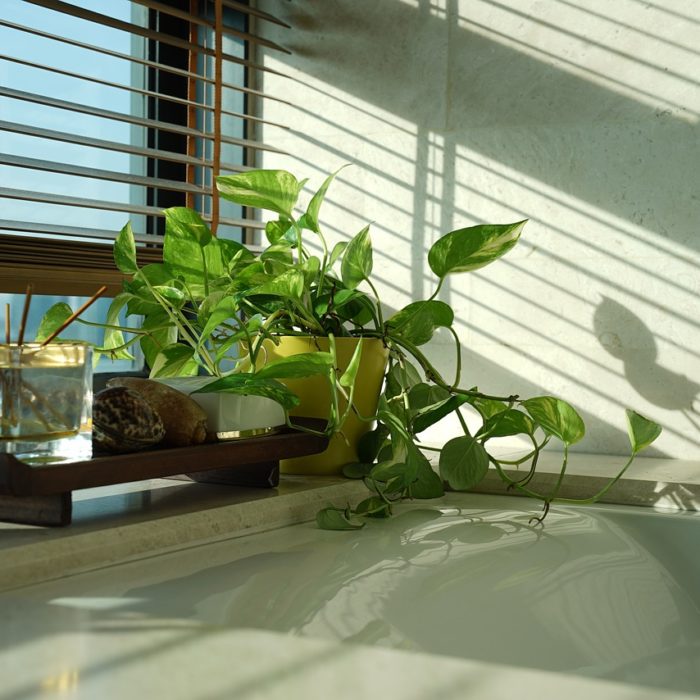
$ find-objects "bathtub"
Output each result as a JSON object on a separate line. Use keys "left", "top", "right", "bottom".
{"left": 2, "top": 493, "right": 700, "bottom": 698}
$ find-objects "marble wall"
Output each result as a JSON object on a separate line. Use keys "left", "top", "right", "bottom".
{"left": 252, "top": 0, "right": 700, "bottom": 458}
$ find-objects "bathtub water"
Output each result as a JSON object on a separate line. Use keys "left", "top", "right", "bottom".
{"left": 9, "top": 493, "right": 700, "bottom": 695}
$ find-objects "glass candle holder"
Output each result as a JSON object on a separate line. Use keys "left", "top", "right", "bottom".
{"left": 0, "top": 342, "right": 93, "bottom": 464}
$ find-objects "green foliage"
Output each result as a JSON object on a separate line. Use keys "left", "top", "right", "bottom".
{"left": 477, "top": 409, "right": 534, "bottom": 439}
{"left": 626, "top": 410, "right": 663, "bottom": 454}
{"left": 35, "top": 302, "right": 73, "bottom": 342}
{"left": 355, "top": 496, "right": 392, "bottom": 518}
{"left": 316, "top": 506, "right": 365, "bottom": 530}
{"left": 216, "top": 170, "right": 305, "bottom": 219}
{"left": 385, "top": 360, "right": 422, "bottom": 398}
{"left": 114, "top": 222, "right": 139, "bottom": 275}
{"left": 101, "top": 293, "right": 135, "bottom": 360}
{"left": 254, "top": 353, "right": 334, "bottom": 380}
{"left": 522, "top": 396, "right": 585, "bottom": 445}
{"left": 305, "top": 166, "right": 347, "bottom": 233}
{"left": 386, "top": 301, "right": 453, "bottom": 346}
{"left": 249, "top": 268, "right": 305, "bottom": 300}
{"left": 339, "top": 338, "right": 363, "bottom": 388}
{"left": 341, "top": 225, "right": 373, "bottom": 289}
{"left": 46, "top": 166, "right": 663, "bottom": 532}
{"left": 428, "top": 221, "right": 526, "bottom": 279}
{"left": 411, "top": 456, "right": 445, "bottom": 498}
{"left": 139, "top": 309, "right": 176, "bottom": 368}
{"left": 150, "top": 344, "right": 199, "bottom": 377}
{"left": 164, "top": 207, "right": 212, "bottom": 246}
{"left": 439, "top": 435, "right": 490, "bottom": 490}
{"left": 412, "top": 395, "right": 470, "bottom": 434}
{"left": 195, "top": 374, "right": 300, "bottom": 410}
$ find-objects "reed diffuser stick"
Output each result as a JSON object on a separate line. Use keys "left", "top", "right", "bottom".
{"left": 3, "top": 304, "right": 15, "bottom": 427}
{"left": 16, "top": 284, "right": 33, "bottom": 347}
{"left": 40, "top": 285, "right": 108, "bottom": 347}
{"left": 4, "top": 303, "right": 10, "bottom": 345}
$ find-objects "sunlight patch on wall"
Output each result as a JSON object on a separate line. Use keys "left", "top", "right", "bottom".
{"left": 453, "top": 145, "right": 699, "bottom": 303}
{"left": 262, "top": 58, "right": 419, "bottom": 136}
{"left": 444, "top": 142, "right": 700, "bottom": 453}
{"left": 458, "top": 0, "right": 699, "bottom": 121}
{"left": 256, "top": 0, "right": 699, "bottom": 457}
{"left": 429, "top": 0, "right": 448, "bottom": 19}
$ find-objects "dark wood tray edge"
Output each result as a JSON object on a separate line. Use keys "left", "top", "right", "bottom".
{"left": 0, "top": 418, "right": 329, "bottom": 497}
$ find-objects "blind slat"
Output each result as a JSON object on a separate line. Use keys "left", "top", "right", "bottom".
{"left": 1, "top": 120, "right": 207, "bottom": 168}
{"left": 1, "top": 121, "right": 264, "bottom": 171}
{"left": 1, "top": 154, "right": 208, "bottom": 196}
{"left": 3, "top": 55, "right": 237, "bottom": 119}
{"left": 135, "top": 0, "right": 292, "bottom": 29}
{"left": 1, "top": 187, "right": 168, "bottom": 218}
{"left": 220, "top": 0, "right": 291, "bottom": 29}
{"left": 0, "top": 191, "right": 266, "bottom": 231}
{"left": 25, "top": 0, "right": 292, "bottom": 77}
{"left": 0, "top": 220, "right": 159, "bottom": 245}
{"left": 2, "top": 86, "right": 204, "bottom": 140}
{"left": 130, "top": 0, "right": 291, "bottom": 54}
{"left": 0, "top": 19, "right": 293, "bottom": 113}
{"left": 2, "top": 87, "right": 289, "bottom": 148}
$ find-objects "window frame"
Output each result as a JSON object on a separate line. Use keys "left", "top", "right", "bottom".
{"left": 0, "top": 0, "right": 288, "bottom": 297}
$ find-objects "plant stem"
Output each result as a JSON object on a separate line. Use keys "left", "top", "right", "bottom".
{"left": 450, "top": 385, "right": 520, "bottom": 403}
{"left": 350, "top": 295, "right": 381, "bottom": 332}
{"left": 291, "top": 300, "right": 325, "bottom": 334}
{"left": 555, "top": 453, "right": 636, "bottom": 505}
{"left": 284, "top": 415, "right": 332, "bottom": 437}
{"left": 100, "top": 335, "right": 142, "bottom": 355}
{"left": 293, "top": 220, "right": 304, "bottom": 266}
{"left": 77, "top": 318, "right": 167, "bottom": 335}
{"left": 488, "top": 456, "right": 547, "bottom": 500}
{"left": 315, "top": 226, "right": 330, "bottom": 303}
{"left": 327, "top": 333, "right": 341, "bottom": 433}
{"left": 246, "top": 309, "right": 284, "bottom": 369}
{"left": 428, "top": 278, "right": 444, "bottom": 302}
{"left": 365, "top": 278, "right": 384, "bottom": 329}
{"left": 396, "top": 356, "right": 411, "bottom": 415}
{"left": 456, "top": 409, "right": 471, "bottom": 436}
{"left": 545, "top": 444, "right": 569, "bottom": 504}
{"left": 377, "top": 331, "right": 519, "bottom": 403}
{"left": 415, "top": 444, "right": 442, "bottom": 452}
{"left": 200, "top": 247, "right": 210, "bottom": 298}
{"left": 140, "top": 274, "right": 217, "bottom": 375}
{"left": 447, "top": 326, "right": 462, "bottom": 387}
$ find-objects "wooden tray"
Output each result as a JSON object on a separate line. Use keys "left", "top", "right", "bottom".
{"left": 0, "top": 419, "right": 328, "bottom": 527}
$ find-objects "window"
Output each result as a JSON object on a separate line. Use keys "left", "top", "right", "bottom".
{"left": 0, "top": 0, "right": 290, "bottom": 356}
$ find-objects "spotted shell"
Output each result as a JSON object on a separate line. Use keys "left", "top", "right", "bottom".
{"left": 93, "top": 387, "right": 166, "bottom": 453}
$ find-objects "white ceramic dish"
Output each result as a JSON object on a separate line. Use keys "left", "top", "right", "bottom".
{"left": 156, "top": 377, "right": 286, "bottom": 438}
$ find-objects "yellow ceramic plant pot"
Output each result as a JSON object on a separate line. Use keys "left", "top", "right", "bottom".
{"left": 258, "top": 336, "right": 389, "bottom": 475}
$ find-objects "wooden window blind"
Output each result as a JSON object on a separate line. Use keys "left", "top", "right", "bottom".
{"left": 0, "top": 0, "right": 291, "bottom": 296}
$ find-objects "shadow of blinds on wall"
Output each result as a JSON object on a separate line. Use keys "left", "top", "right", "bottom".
{"left": 0, "top": 0, "right": 291, "bottom": 296}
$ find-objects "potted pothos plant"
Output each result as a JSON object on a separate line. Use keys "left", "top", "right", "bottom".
{"left": 212, "top": 169, "right": 662, "bottom": 528}
{"left": 40, "top": 167, "right": 662, "bottom": 529}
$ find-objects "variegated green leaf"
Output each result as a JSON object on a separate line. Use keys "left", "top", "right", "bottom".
{"left": 429, "top": 220, "right": 526, "bottom": 279}
{"left": 522, "top": 396, "right": 585, "bottom": 445}
{"left": 216, "top": 170, "right": 304, "bottom": 219}
{"left": 626, "top": 410, "right": 662, "bottom": 454}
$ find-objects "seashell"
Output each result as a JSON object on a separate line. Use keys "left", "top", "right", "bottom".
{"left": 93, "top": 387, "right": 166, "bottom": 454}
{"left": 106, "top": 377, "right": 208, "bottom": 447}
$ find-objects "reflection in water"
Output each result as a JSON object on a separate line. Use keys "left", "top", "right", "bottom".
{"left": 28, "top": 497, "right": 700, "bottom": 695}
{"left": 40, "top": 669, "right": 79, "bottom": 693}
